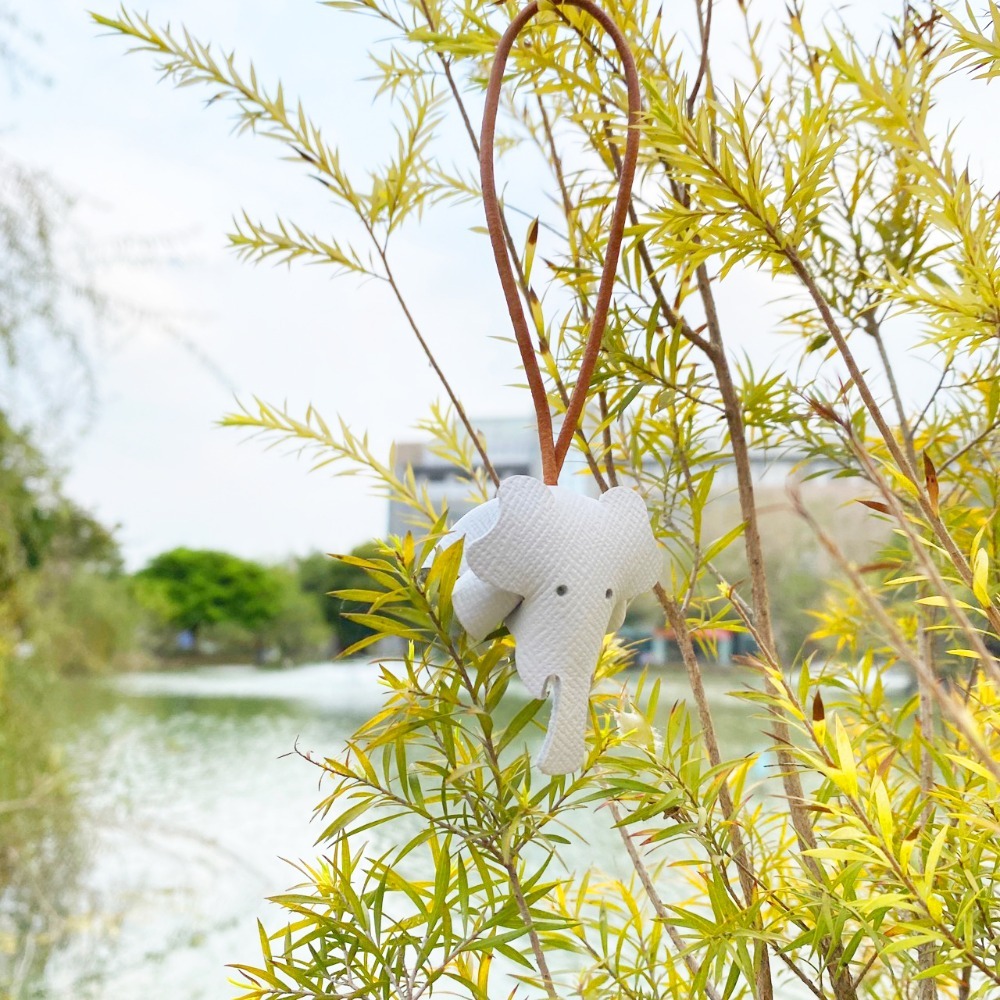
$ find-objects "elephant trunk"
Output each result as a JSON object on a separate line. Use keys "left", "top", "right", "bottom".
{"left": 536, "top": 672, "right": 591, "bottom": 775}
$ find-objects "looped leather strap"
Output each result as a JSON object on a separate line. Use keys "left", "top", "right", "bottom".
{"left": 480, "top": 0, "right": 641, "bottom": 485}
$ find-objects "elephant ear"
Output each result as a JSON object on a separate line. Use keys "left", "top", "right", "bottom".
{"left": 466, "top": 476, "right": 554, "bottom": 594}
{"left": 600, "top": 487, "right": 661, "bottom": 599}
{"left": 442, "top": 498, "right": 500, "bottom": 573}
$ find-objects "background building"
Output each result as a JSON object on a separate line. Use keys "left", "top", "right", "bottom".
{"left": 387, "top": 420, "right": 882, "bottom": 665}
{"left": 387, "top": 416, "right": 598, "bottom": 536}
{"left": 388, "top": 414, "right": 832, "bottom": 537}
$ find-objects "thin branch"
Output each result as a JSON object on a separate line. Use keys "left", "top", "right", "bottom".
{"left": 911, "top": 362, "right": 951, "bottom": 436}
{"left": 545, "top": 8, "right": 715, "bottom": 358}
{"left": 787, "top": 248, "right": 1000, "bottom": 641}
{"left": 916, "top": 615, "right": 940, "bottom": 1000}
{"left": 503, "top": 859, "right": 560, "bottom": 1000}
{"left": 938, "top": 416, "right": 1000, "bottom": 473}
{"left": 416, "top": 0, "right": 480, "bottom": 155}
{"left": 607, "top": 799, "right": 723, "bottom": 1000}
{"left": 363, "top": 220, "right": 499, "bottom": 487}
{"left": 597, "top": 388, "right": 619, "bottom": 486}
{"left": 534, "top": 94, "right": 623, "bottom": 488}
{"left": 689, "top": 259, "right": 854, "bottom": 1000}
{"left": 686, "top": 0, "right": 714, "bottom": 117}
{"left": 847, "top": 423, "right": 1000, "bottom": 688}
{"left": 863, "top": 310, "right": 918, "bottom": 472}
{"left": 596, "top": 93, "right": 715, "bottom": 356}
{"left": 667, "top": 57, "right": 856, "bottom": 995}
{"left": 958, "top": 963, "right": 972, "bottom": 1000}
{"left": 790, "top": 487, "right": 1000, "bottom": 786}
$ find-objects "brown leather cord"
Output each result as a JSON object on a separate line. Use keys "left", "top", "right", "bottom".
{"left": 480, "top": 0, "right": 642, "bottom": 486}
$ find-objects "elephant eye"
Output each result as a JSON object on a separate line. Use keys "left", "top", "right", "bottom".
{"left": 556, "top": 584, "right": 568, "bottom": 596}
{"left": 605, "top": 588, "right": 613, "bottom": 599}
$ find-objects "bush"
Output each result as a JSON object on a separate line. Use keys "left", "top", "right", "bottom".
{"left": 136, "top": 548, "right": 330, "bottom": 663}
{"left": 22, "top": 568, "right": 144, "bottom": 675}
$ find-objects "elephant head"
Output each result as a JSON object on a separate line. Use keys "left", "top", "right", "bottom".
{"left": 446, "top": 476, "right": 661, "bottom": 774}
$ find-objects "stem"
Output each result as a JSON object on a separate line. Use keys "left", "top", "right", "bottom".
{"left": 916, "top": 620, "right": 939, "bottom": 1000}
{"left": 608, "top": 799, "right": 723, "bottom": 1000}
{"left": 365, "top": 225, "right": 499, "bottom": 488}
{"left": 686, "top": 0, "right": 714, "bottom": 118}
{"left": 415, "top": 0, "right": 480, "bottom": 157}
{"left": 534, "top": 94, "right": 617, "bottom": 490}
{"left": 536, "top": 96, "right": 580, "bottom": 271}
{"left": 692, "top": 262, "right": 842, "bottom": 967}
{"left": 916, "top": 945, "right": 939, "bottom": 1000}
{"left": 503, "top": 859, "right": 560, "bottom": 1000}
{"left": 938, "top": 416, "right": 1000, "bottom": 473}
{"left": 597, "top": 389, "right": 618, "bottom": 486}
{"left": 695, "top": 265, "right": 776, "bottom": 657}
{"left": 596, "top": 91, "right": 715, "bottom": 357}
{"left": 848, "top": 426, "right": 1000, "bottom": 690}
{"left": 637, "top": 100, "right": 825, "bottom": 939}
{"left": 958, "top": 963, "right": 971, "bottom": 1000}
{"left": 864, "top": 312, "right": 917, "bottom": 473}
{"left": 778, "top": 497, "right": 1000, "bottom": 989}
{"left": 917, "top": 624, "right": 936, "bottom": 827}
{"left": 785, "top": 250, "right": 1000, "bottom": 640}
{"left": 658, "top": 590, "right": 726, "bottom": 772}
{"left": 692, "top": 260, "right": 859, "bottom": 1000}
{"left": 629, "top": 201, "right": 714, "bottom": 356}
{"left": 659, "top": 589, "right": 775, "bottom": 1000}
{"left": 659, "top": 594, "right": 760, "bottom": 879}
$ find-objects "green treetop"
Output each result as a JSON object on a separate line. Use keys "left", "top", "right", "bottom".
{"left": 136, "top": 547, "right": 285, "bottom": 636}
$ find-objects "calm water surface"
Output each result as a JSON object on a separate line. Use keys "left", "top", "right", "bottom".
{"left": 32, "top": 660, "right": 769, "bottom": 999}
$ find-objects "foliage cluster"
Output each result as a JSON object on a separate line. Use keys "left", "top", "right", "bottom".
{"left": 297, "top": 542, "right": 385, "bottom": 652}
{"left": 136, "top": 547, "right": 289, "bottom": 634}
{"left": 0, "top": 410, "right": 138, "bottom": 673}
{"left": 0, "top": 409, "right": 138, "bottom": 991}
{"left": 134, "top": 545, "right": 384, "bottom": 661}
{"left": 99, "top": 2, "right": 1000, "bottom": 999}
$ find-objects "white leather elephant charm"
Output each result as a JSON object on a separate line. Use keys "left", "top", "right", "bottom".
{"left": 447, "top": 476, "right": 661, "bottom": 774}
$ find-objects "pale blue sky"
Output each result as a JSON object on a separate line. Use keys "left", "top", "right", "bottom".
{"left": 7, "top": 0, "right": 531, "bottom": 567}
{"left": 4, "top": 0, "right": 992, "bottom": 569}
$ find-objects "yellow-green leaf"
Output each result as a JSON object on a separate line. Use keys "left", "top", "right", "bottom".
{"left": 972, "top": 547, "right": 990, "bottom": 605}
{"left": 872, "top": 778, "right": 894, "bottom": 847}
{"left": 834, "top": 716, "right": 859, "bottom": 798}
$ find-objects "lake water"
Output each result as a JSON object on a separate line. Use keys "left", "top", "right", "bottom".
{"left": 18, "top": 660, "right": 771, "bottom": 999}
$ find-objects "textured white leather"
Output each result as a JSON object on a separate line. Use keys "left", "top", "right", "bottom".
{"left": 451, "top": 570, "right": 522, "bottom": 640}
{"left": 447, "top": 476, "right": 661, "bottom": 774}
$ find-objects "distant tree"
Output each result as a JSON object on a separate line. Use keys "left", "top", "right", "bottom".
{"left": 135, "top": 548, "right": 284, "bottom": 638}
{"left": 296, "top": 541, "right": 383, "bottom": 653}
{"left": 256, "top": 566, "right": 330, "bottom": 661}
{"left": 0, "top": 410, "right": 122, "bottom": 606}
{"left": 0, "top": 410, "right": 52, "bottom": 593}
